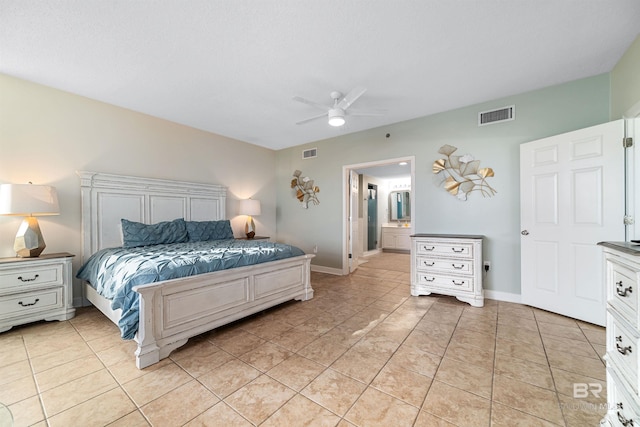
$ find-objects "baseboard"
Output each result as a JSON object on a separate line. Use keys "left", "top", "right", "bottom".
{"left": 311, "top": 265, "right": 343, "bottom": 275}
{"left": 484, "top": 289, "right": 522, "bottom": 304}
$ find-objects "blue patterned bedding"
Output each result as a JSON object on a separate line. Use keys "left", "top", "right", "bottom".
{"left": 77, "top": 239, "right": 305, "bottom": 339}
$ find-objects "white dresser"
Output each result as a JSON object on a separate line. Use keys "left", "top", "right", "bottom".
{"left": 599, "top": 242, "right": 640, "bottom": 427}
{"left": 411, "top": 234, "right": 484, "bottom": 307}
{"left": 0, "top": 252, "right": 75, "bottom": 333}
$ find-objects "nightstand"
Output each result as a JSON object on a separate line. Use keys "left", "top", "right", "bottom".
{"left": 0, "top": 252, "right": 75, "bottom": 333}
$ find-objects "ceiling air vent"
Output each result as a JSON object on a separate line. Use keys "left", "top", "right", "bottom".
{"left": 302, "top": 148, "right": 317, "bottom": 159}
{"left": 478, "top": 105, "right": 515, "bottom": 126}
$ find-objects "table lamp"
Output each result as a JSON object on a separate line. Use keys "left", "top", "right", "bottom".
{"left": 0, "top": 183, "right": 60, "bottom": 257}
{"left": 238, "top": 199, "right": 261, "bottom": 239}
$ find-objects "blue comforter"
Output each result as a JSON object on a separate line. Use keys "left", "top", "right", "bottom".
{"left": 76, "top": 239, "right": 305, "bottom": 339}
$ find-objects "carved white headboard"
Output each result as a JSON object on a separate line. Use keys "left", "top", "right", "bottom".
{"left": 77, "top": 171, "right": 227, "bottom": 262}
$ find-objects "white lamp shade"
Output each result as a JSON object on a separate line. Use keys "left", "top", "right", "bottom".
{"left": 238, "top": 199, "right": 261, "bottom": 216}
{"left": 0, "top": 184, "right": 60, "bottom": 216}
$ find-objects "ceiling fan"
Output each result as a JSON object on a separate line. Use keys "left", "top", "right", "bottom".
{"left": 293, "top": 87, "right": 385, "bottom": 127}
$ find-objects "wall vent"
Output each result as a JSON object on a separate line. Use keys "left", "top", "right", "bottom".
{"left": 302, "top": 148, "right": 317, "bottom": 159}
{"left": 478, "top": 105, "right": 515, "bottom": 126}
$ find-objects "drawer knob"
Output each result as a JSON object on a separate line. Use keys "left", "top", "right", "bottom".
{"left": 452, "top": 263, "right": 465, "bottom": 269}
{"left": 423, "top": 276, "right": 435, "bottom": 282}
{"left": 452, "top": 280, "right": 465, "bottom": 286}
{"left": 18, "top": 298, "right": 40, "bottom": 307}
{"left": 423, "top": 246, "right": 435, "bottom": 251}
{"left": 616, "top": 336, "right": 632, "bottom": 356}
{"left": 451, "top": 248, "right": 464, "bottom": 253}
{"left": 17, "top": 274, "right": 40, "bottom": 282}
{"left": 423, "top": 261, "right": 435, "bottom": 267}
{"left": 617, "top": 408, "right": 634, "bottom": 427}
{"left": 616, "top": 281, "right": 633, "bottom": 297}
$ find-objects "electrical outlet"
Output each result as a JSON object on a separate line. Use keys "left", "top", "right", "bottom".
{"left": 483, "top": 261, "right": 491, "bottom": 272}
{"left": 313, "top": 245, "right": 318, "bottom": 253}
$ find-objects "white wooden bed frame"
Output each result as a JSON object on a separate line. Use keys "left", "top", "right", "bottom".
{"left": 78, "top": 171, "right": 314, "bottom": 369}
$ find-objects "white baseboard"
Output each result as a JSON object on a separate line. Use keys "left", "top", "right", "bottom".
{"left": 311, "top": 265, "right": 343, "bottom": 275}
{"left": 484, "top": 289, "right": 522, "bottom": 304}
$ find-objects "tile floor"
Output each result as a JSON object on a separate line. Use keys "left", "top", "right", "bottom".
{"left": 0, "top": 252, "right": 608, "bottom": 426}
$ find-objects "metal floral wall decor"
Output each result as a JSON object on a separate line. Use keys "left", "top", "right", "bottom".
{"left": 433, "top": 144, "right": 496, "bottom": 201}
{"left": 291, "top": 170, "right": 320, "bottom": 208}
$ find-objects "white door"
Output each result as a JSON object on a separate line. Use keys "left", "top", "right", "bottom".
{"left": 349, "top": 170, "right": 360, "bottom": 273}
{"left": 520, "top": 120, "right": 625, "bottom": 326}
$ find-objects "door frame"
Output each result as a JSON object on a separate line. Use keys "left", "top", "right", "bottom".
{"left": 342, "top": 156, "right": 415, "bottom": 275}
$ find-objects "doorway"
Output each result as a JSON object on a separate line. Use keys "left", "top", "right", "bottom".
{"left": 367, "top": 184, "right": 378, "bottom": 251}
{"left": 342, "top": 156, "right": 415, "bottom": 275}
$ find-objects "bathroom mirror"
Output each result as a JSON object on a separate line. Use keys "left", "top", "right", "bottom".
{"left": 389, "top": 191, "right": 411, "bottom": 221}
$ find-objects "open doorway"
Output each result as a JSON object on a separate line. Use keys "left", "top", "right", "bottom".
{"left": 342, "top": 156, "right": 415, "bottom": 275}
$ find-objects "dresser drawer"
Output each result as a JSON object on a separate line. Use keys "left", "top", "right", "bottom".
{"left": 608, "top": 313, "right": 639, "bottom": 394}
{"left": 608, "top": 369, "right": 640, "bottom": 427}
{"left": 416, "top": 273, "right": 473, "bottom": 292}
{"left": 415, "top": 241, "right": 474, "bottom": 258}
{"left": 416, "top": 256, "right": 474, "bottom": 275}
{"left": 608, "top": 259, "right": 639, "bottom": 327}
{"left": 0, "top": 264, "right": 64, "bottom": 290}
{"left": 0, "top": 287, "right": 64, "bottom": 318}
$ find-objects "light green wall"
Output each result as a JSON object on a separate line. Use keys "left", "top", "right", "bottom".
{"left": 0, "top": 74, "right": 277, "bottom": 304}
{"left": 611, "top": 35, "right": 640, "bottom": 119}
{"left": 276, "top": 74, "right": 610, "bottom": 296}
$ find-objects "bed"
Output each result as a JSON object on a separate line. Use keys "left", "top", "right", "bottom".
{"left": 77, "top": 171, "right": 314, "bottom": 369}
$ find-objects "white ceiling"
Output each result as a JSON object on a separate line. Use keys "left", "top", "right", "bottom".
{"left": 2, "top": 1, "right": 639, "bottom": 150}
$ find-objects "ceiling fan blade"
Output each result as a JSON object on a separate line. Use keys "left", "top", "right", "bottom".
{"left": 292, "top": 96, "right": 330, "bottom": 111}
{"left": 347, "top": 108, "right": 386, "bottom": 117}
{"left": 338, "top": 86, "right": 367, "bottom": 110}
{"left": 296, "top": 112, "right": 327, "bottom": 125}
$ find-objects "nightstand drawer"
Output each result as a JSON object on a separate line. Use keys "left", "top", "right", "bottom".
{"left": 0, "top": 264, "right": 63, "bottom": 290}
{"left": 0, "top": 287, "right": 63, "bottom": 318}
{"left": 415, "top": 241, "right": 474, "bottom": 259}
{"left": 608, "top": 312, "right": 639, "bottom": 394}
{"left": 416, "top": 273, "right": 473, "bottom": 292}
{"left": 416, "top": 256, "right": 474, "bottom": 275}
{"left": 608, "top": 259, "right": 638, "bottom": 327}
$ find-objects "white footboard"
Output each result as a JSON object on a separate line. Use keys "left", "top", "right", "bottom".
{"left": 132, "top": 254, "right": 314, "bottom": 369}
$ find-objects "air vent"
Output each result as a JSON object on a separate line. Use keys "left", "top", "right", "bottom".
{"left": 302, "top": 148, "right": 317, "bottom": 159}
{"left": 478, "top": 105, "right": 515, "bottom": 126}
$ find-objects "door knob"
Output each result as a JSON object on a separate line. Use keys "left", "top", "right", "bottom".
{"left": 521, "top": 230, "right": 529, "bottom": 235}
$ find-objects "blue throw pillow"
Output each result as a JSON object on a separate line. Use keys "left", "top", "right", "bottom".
{"left": 121, "top": 218, "right": 189, "bottom": 248}
{"left": 186, "top": 220, "right": 234, "bottom": 242}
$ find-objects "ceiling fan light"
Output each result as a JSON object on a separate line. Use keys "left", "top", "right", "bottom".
{"left": 328, "top": 108, "right": 345, "bottom": 127}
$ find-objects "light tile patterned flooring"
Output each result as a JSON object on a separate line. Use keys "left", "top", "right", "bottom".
{"left": 0, "top": 252, "right": 608, "bottom": 426}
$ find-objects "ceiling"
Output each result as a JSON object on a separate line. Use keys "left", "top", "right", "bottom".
{"left": 2, "top": 2, "right": 639, "bottom": 151}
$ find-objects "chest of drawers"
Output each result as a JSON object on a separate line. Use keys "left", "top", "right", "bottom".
{"left": 0, "top": 253, "right": 75, "bottom": 333}
{"left": 599, "top": 242, "right": 640, "bottom": 427}
{"left": 410, "top": 234, "right": 484, "bottom": 307}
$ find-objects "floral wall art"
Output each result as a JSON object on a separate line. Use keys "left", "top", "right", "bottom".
{"left": 291, "top": 170, "right": 320, "bottom": 208}
{"left": 433, "top": 144, "right": 496, "bottom": 201}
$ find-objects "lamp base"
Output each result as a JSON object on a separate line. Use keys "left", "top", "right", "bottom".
{"left": 244, "top": 216, "right": 256, "bottom": 239}
{"left": 14, "top": 216, "right": 46, "bottom": 257}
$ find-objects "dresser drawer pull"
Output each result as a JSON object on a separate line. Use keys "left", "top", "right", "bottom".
{"left": 616, "top": 281, "right": 633, "bottom": 297}
{"left": 423, "top": 261, "right": 435, "bottom": 267}
{"left": 422, "top": 246, "right": 435, "bottom": 251}
{"left": 616, "top": 407, "right": 634, "bottom": 427}
{"left": 452, "top": 280, "right": 465, "bottom": 286}
{"left": 452, "top": 263, "right": 465, "bottom": 269}
{"left": 423, "top": 276, "right": 435, "bottom": 282}
{"left": 616, "top": 336, "right": 632, "bottom": 355}
{"left": 17, "top": 274, "right": 40, "bottom": 282}
{"left": 451, "top": 247, "right": 464, "bottom": 253}
{"left": 18, "top": 298, "right": 40, "bottom": 307}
